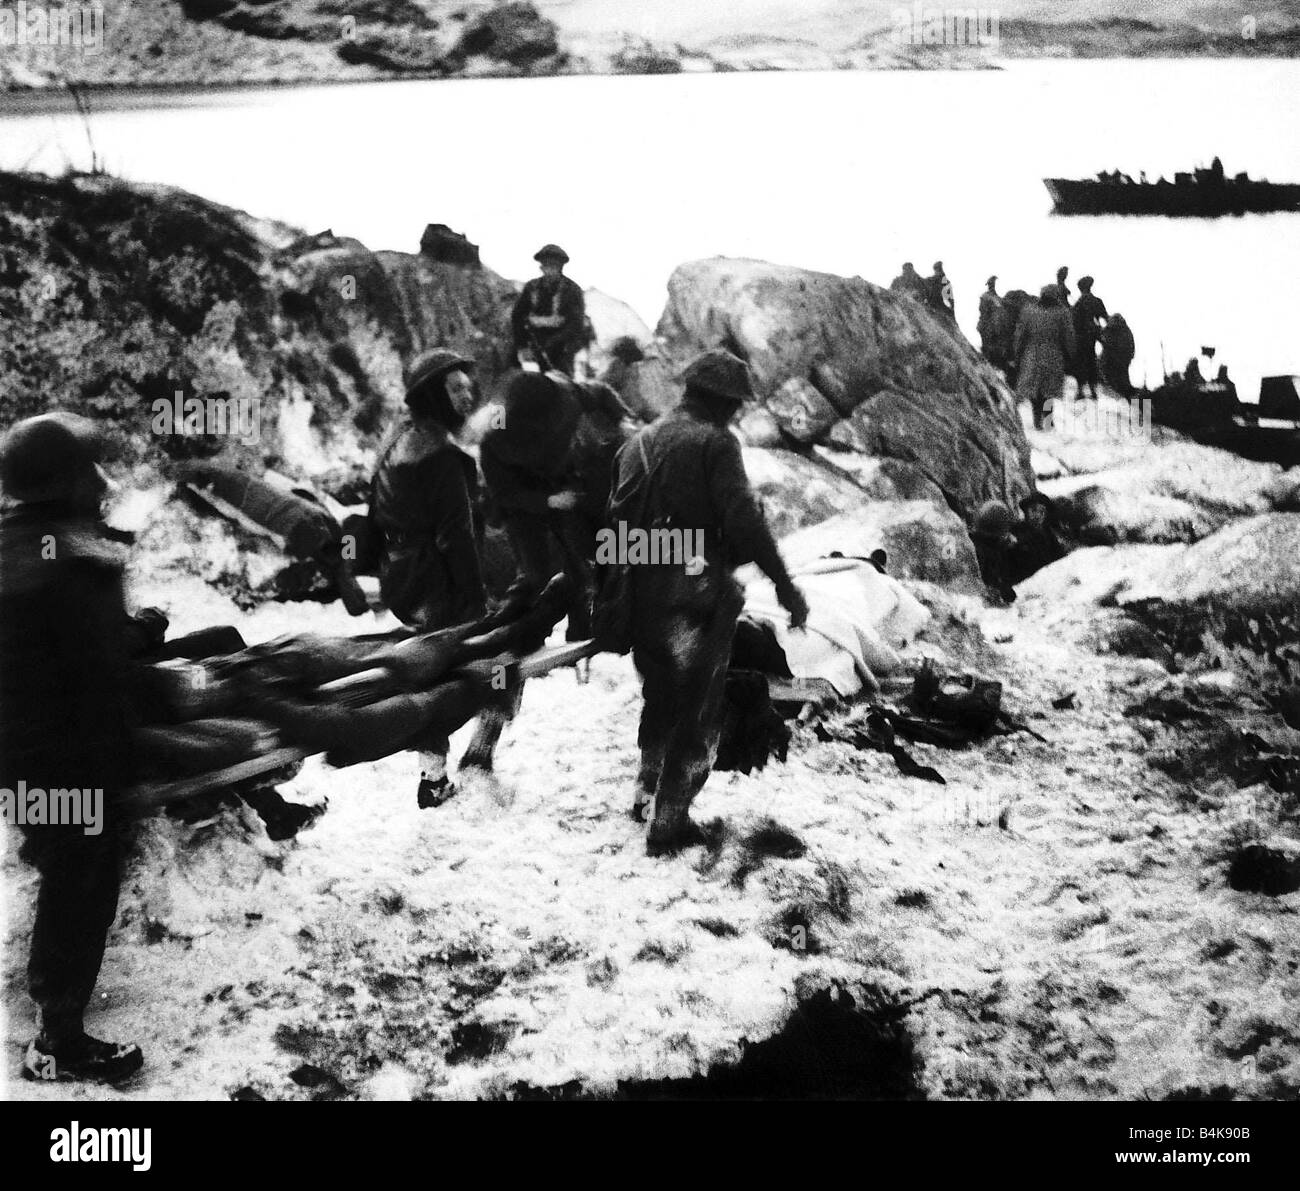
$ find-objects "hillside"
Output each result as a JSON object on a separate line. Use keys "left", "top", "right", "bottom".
{"left": 0, "top": 0, "right": 1296, "bottom": 91}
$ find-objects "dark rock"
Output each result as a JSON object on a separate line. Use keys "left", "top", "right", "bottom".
{"left": 456, "top": 2, "right": 559, "bottom": 65}
{"left": 180, "top": 0, "right": 239, "bottom": 18}
{"left": 1227, "top": 842, "right": 1300, "bottom": 896}
{"left": 336, "top": 31, "right": 447, "bottom": 71}
{"left": 419, "top": 223, "right": 480, "bottom": 266}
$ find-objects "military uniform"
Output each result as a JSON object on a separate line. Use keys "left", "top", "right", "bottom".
{"left": 511, "top": 245, "right": 587, "bottom": 376}
{"left": 890, "top": 265, "right": 927, "bottom": 299}
{"left": 372, "top": 420, "right": 485, "bottom": 630}
{"left": 480, "top": 371, "right": 591, "bottom": 639}
{"left": 1014, "top": 290, "right": 1076, "bottom": 428}
{"left": 0, "top": 413, "right": 143, "bottom": 1080}
{"left": 1071, "top": 281, "right": 1109, "bottom": 397}
{"left": 977, "top": 280, "right": 1003, "bottom": 362}
{"left": 925, "top": 264, "right": 956, "bottom": 322}
{"left": 608, "top": 351, "right": 804, "bottom": 854}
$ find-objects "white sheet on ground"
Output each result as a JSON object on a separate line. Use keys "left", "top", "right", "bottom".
{"left": 741, "top": 556, "right": 930, "bottom": 697}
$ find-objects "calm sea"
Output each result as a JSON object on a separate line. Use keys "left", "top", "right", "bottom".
{"left": 2, "top": 59, "right": 1298, "bottom": 401}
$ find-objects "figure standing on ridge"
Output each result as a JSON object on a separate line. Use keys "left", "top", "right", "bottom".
{"left": 511, "top": 244, "right": 587, "bottom": 376}
{"left": 890, "top": 261, "right": 927, "bottom": 300}
{"left": 1071, "top": 275, "right": 1108, "bottom": 399}
{"left": 977, "top": 275, "right": 1004, "bottom": 363}
{"left": 926, "top": 260, "right": 956, "bottom": 322}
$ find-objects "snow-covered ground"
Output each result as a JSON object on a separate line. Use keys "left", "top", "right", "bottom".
{"left": 5, "top": 406, "right": 1300, "bottom": 1100}
{"left": 5, "top": 537, "right": 1298, "bottom": 1099}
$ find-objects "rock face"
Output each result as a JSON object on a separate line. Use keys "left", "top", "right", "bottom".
{"left": 455, "top": 2, "right": 560, "bottom": 66}
{"left": 738, "top": 448, "right": 981, "bottom": 589}
{"left": 0, "top": 171, "right": 519, "bottom": 489}
{"left": 656, "top": 257, "right": 1034, "bottom": 518}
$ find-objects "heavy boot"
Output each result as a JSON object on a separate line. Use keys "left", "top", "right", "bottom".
{"left": 645, "top": 796, "right": 708, "bottom": 857}
{"left": 416, "top": 751, "right": 457, "bottom": 809}
{"left": 22, "top": 1032, "right": 143, "bottom": 1083}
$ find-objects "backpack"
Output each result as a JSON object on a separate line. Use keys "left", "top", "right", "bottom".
{"left": 590, "top": 431, "right": 656, "bottom": 655}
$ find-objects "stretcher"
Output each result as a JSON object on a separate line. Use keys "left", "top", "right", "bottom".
{"left": 123, "top": 636, "right": 597, "bottom": 818}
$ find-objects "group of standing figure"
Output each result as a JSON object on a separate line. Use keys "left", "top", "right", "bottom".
{"left": 370, "top": 246, "right": 807, "bottom": 854}
{"left": 0, "top": 239, "right": 810, "bottom": 1082}
{"left": 892, "top": 258, "right": 1138, "bottom": 429}
{"left": 976, "top": 266, "right": 1137, "bottom": 426}
{"left": 890, "top": 260, "right": 956, "bottom": 324}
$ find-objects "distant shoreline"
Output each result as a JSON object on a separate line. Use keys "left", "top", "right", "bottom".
{"left": 1, "top": 47, "right": 1297, "bottom": 103}
{"left": 2, "top": 1, "right": 1298, "bottom": 96}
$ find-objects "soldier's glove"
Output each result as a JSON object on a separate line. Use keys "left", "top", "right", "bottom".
{"left": 776, "top": 580, "right": 809, "bottom": 630}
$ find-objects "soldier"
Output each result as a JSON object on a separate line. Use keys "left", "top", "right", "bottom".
{"left": 977, "top": 275, "right": 1004, "bottom": 363}
{"left": 926, "top": 260, "right": 956, "bottom": 322}
{"left": 371, "top": 349, "right": 486, "bottom": 807}
{"left": 480, "top": 370, "right": 593, "bottom": 636}
{"left": 1014, "top": 285, "right": 1076, "bottom": 429}
{"left": 1071, "top": 275, "right": 1108, "bottom": 399}
{"left": 890, "top": 261, "right": 927, "bottom": 300}
{"left": 1009, "top": 493, "right": 1066, "bottom": 584}
{"left": 1051, "top": 265, "right": 1071, "bottom": 305}
{"left": 0, "top": 412, "right": 144, "bottom": 1082}
{"left": 511, "top": 244, "right": 587, "bottom": 376}
{"left": 971, "top": 499, "right": 1018, "bottom": 605}
{"left": 608, "top": 349, "right": 808, "bottom": 856}
{"left": 1101, "top": 313, "right": 1136, "bottom": 396}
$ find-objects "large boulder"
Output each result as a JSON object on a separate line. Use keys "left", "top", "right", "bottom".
{"left": 618, "top": 356, "right": 679, "bottom": 422}
{"left": 1120, "top": 513, "right": 1300, "bottom": 615}
{"left": 584, "top": 288, "right": 653, "bottom": 353}
{"left": 375, "top": 249, "right": 517, "bottom": 374}
{"left": 742, "top": 448, "right": 871, "bottom": 539}
{"left": 655, "top": 257, "right": 1033, "bottom": 518}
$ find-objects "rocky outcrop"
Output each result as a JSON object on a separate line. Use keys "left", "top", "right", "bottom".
{"left": 455, "top": 2, "right": 561, "bottom": 67}
{"left": 0, "top": 170, "right": 520, "bottom": 489}
{"left": 1121, "top": 513, "right": 1300, "bottom": 615}
{"left": 655, "top": 258, "right": 1033, "bottom": 518}
{"left": 1036, "top": 431, "right": 1281, "bottom": 545}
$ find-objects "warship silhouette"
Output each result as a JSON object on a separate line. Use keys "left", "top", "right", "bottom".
{"left": 1045, "top": 158, "right": 1300, "bottom": 217}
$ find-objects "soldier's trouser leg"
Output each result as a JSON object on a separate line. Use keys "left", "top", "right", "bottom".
{"left": 550, "top": 511, "right": 594, "bottom": 641}
{"left": 638, "top": 599, "right": 741, "bottom": 847}
{"left": 25, "top": 825, "right": 122, "bottom": 1043}
{"left": 632, "top": 645, "right": 674, "bottom": 813}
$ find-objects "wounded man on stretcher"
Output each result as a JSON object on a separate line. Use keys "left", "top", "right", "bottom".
{"left": 126, "top": 575, "right": 582, "bottom": 825}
